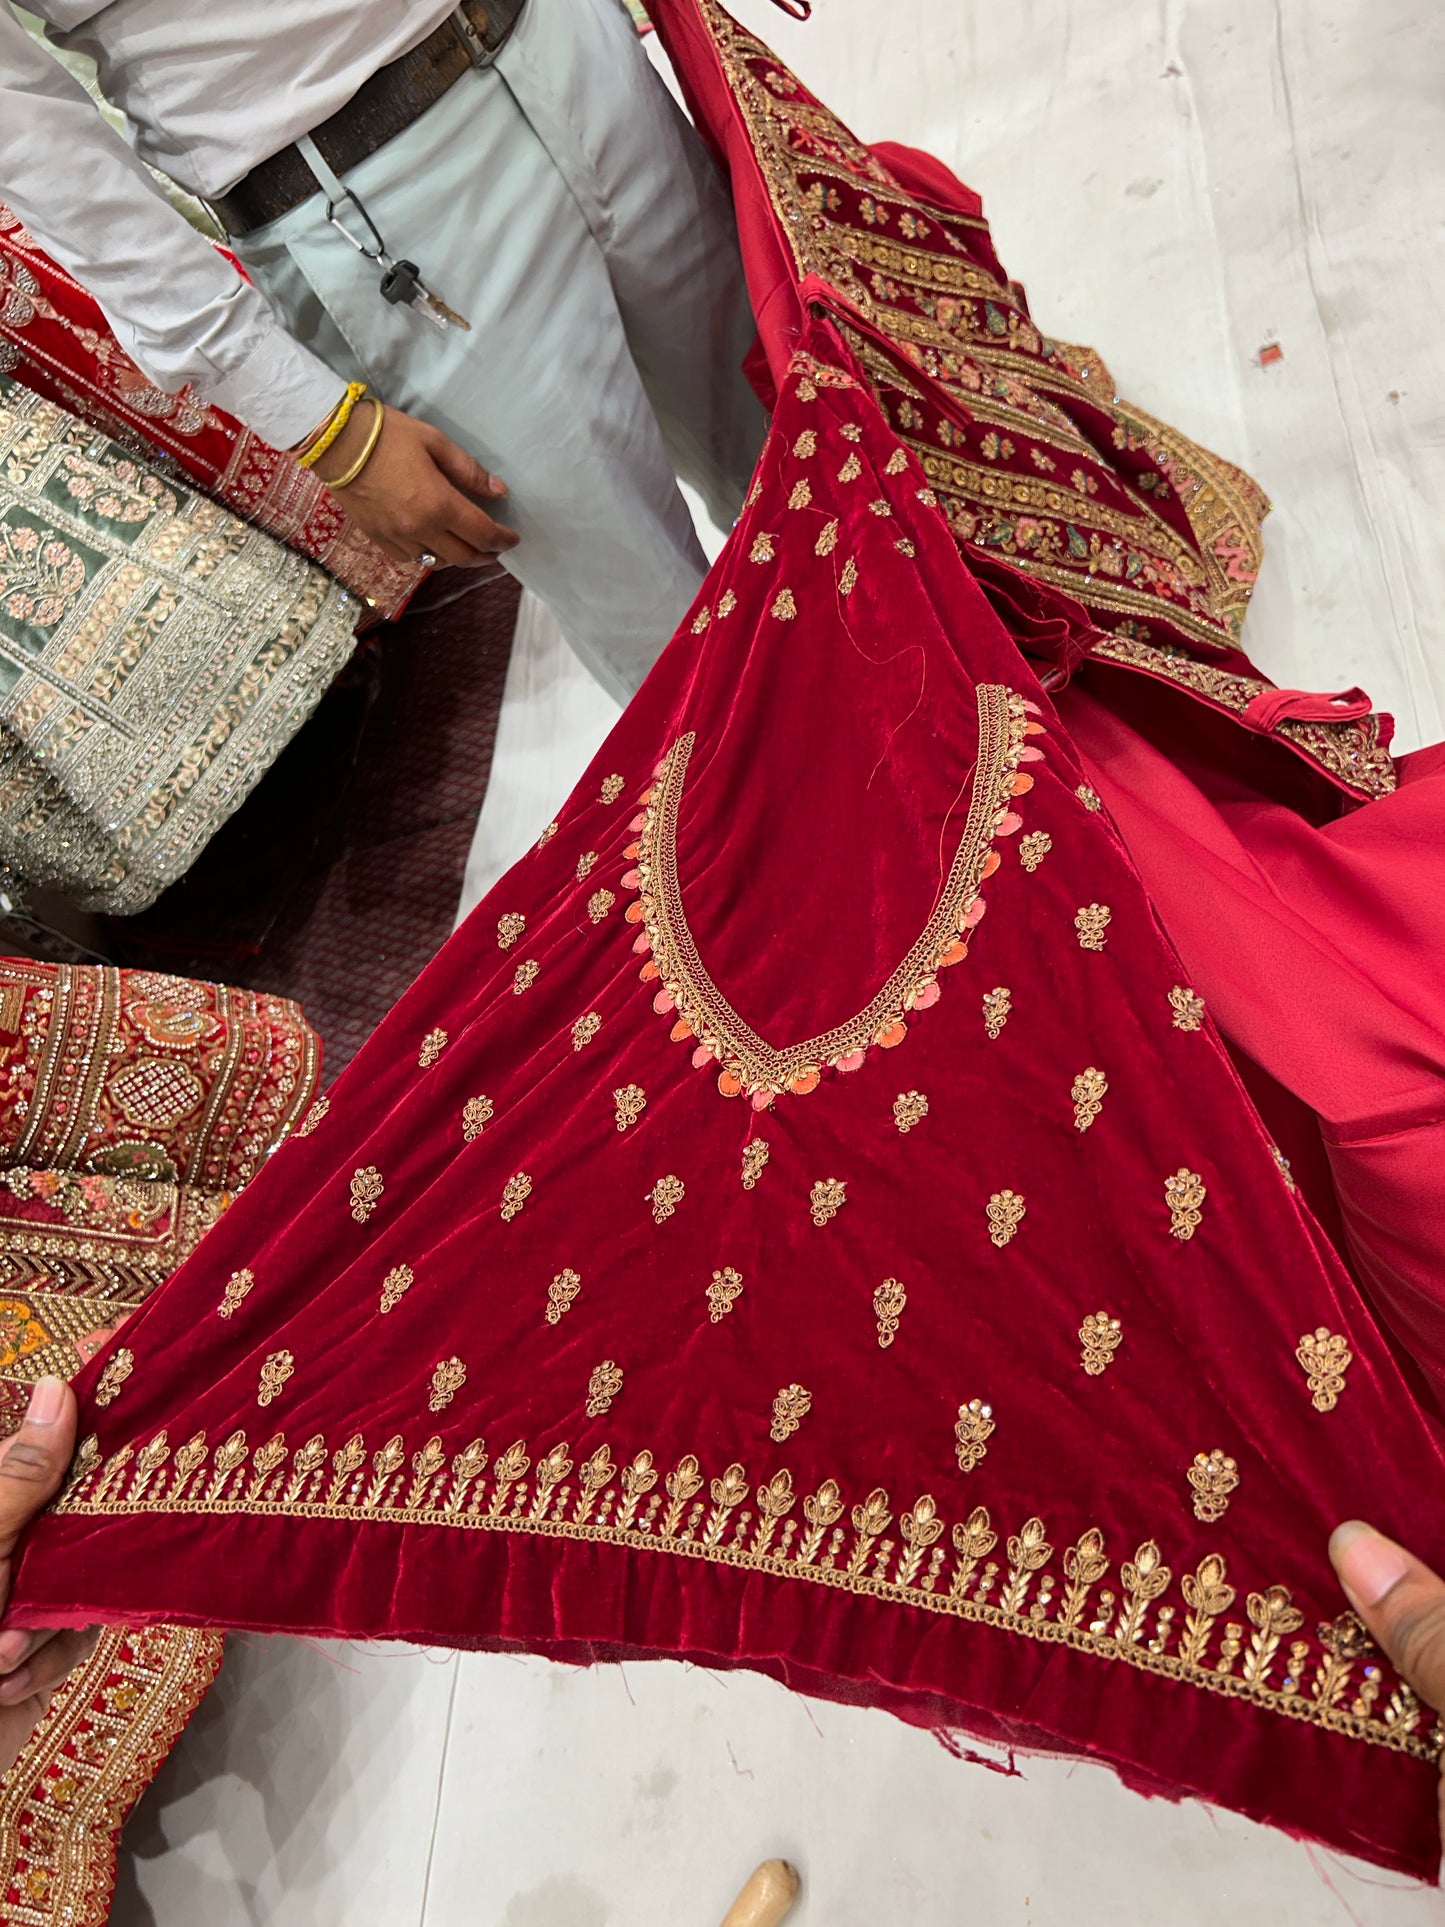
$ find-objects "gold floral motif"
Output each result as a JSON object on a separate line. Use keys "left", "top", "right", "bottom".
{"left": 461, "top": 1095, "right": 493, "bottom": 1142}
{"left": 810, "top": 1178, "right": 846, "bottom": 1227}
{"left": 1071, "top": 1067, "right": 1107, "bottom": 1132}
{"left": 1018, "top": 832, "right": 1052, "bottom": 872}
{"left": 58, "top": 1408, "right": 1435, "bottom": 1763}
{"left": 379, "top": 1265, "right": 414, "bottom": 1315}
{"left": 874, "top": 1277, "right": 906, "bottom": 1349}
{"left": 982, "top": 987, "right": 1011, "bottom": 1039}
{"left": 599, "top": 774, "right": 625, "bottom": 805}
{"left": 577, "top": 852, "right": 598, "bottom": 881}
{"left": 1169, "top": 985, "right": 1205, "bottom": 1031}
{"left": 793, "top": 429, "right": 818, "bottom": 457}
{"left": 838, "top": 452, "right": 862, "bottom": 482}
{"left": 350, "top": 1165, "right": 383, "bottom": 1224}
{"left": 546, "top": 1269, "right": 581, "bottom": 1325}
{"left": 1295, "top": 1328, "right": 1352, "bottom": 1413}
{"left": 536, "top": 822, "right": 558, "bottom": 850}
{"left": 954, "top": 1399, "right": 995, "bottom": 1474}
{"left": 257, "top": 1351, "right": 294, "bottom": 1408}
{"left": 692, "top": 606, "right": 711, "bottom": 633}
{"left": 648, "top": 1174, "right": 685, "bottom": 1223}
{"left": 718, "top": 590, "right": 737, "bottom": 617}
{"left": 815, "top": 518, "right": 838, "bottom": 555}
{"left": 1271, "top": 1145, "right": 1296, "bottom": 1191}
{"left": 1079, "top": 1311, "right": 1122, "bottom": 1376}
{"left": 513, "top": 960, "right": 539, "bottom": 995}
{"left": 418, "top": 1028, "right": 448, "bottom": 1068}
{"left": 750, "top": 532, "right": 775, "bottom": 563}
{"left": 707, "top": 1267, "right": 745, "bottom": 1322}
{"left": 1189, "top": 1449, "right": 1239, "bottom": 1523}
{"left": 741, "top": 1139, "right": 770, "bottom": 1190}
{"left": 770, "top": 1383, "right": 812, "bottom": 1443}
{"left": 1166, "top": 1168, "right": 1206, "bottom": 1241}
{"left": 613, "top": 1084, "right": 647, "bottom": 1132}
{"left": 839, "top": 558, "right": 858, "bottom": 596}
{"left": 429, "top": 1358, "right": 467, "bottom": 1414}
{"left": 1074, "top": 904, "right": 1112, "bottom": 951}
{"left": 587, "top": 889, "right": 616, "bottom": 923}
{"left": 771, "top": 588, "right": 797, "bottom": 621}
{"left": 788, "top": 479, "right": 813, "bottom": 510}
{"left": 216, "top": 1268, "right": 254, "bottom": 1320}
{"left": 572, "top": 1012, "right": 601, "bottom": 1051}
{"left": 586, "top": 1361, "right": 624, "bottom": 1419}
{"left": 893, "top": 1090, "right": 928, "bottom": 1133}
{"left": 94, "top": 1348, "right": 134, "bottom": 1407}
{"left": 500, "top": 1173, "right": 532, "bottom": 1223}
{"left": 497, "top": 912, "right": 526, "bottom": 950}
{"left": 986, "top": 1189, "right": 1025, "bottom": 1248}
{"left": 296, "top": 1095, "right": 329, "bottom": 1137}
{"left": 1076, "top": 785, "right": 1103, "bottom": 813}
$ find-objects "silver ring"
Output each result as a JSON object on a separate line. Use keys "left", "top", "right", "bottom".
{"left": 418, "top": 550, "right": 438, "bottom": 569}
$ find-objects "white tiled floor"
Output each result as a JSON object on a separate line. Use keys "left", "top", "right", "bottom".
{"left": 115, "top": 3, "right": 1445, "bottom": 1920}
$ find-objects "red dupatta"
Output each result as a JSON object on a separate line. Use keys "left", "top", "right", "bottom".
{"left": 8, "top": 0, "right": 1444, "bottom": 1878}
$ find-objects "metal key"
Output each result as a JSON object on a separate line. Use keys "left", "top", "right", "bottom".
{"left": 379, "top": 258, "right": 471, "bottom": 332}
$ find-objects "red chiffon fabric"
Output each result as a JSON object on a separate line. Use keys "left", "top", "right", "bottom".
{"left": 9, "top": 0, "right": 1445, "bottom": 1880}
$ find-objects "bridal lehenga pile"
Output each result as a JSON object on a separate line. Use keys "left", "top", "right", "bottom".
{"left": 7, "top": 0, "right": 1445, "bottom": 1890}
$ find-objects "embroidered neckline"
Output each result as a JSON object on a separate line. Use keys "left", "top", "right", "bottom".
{"left": 618, "top": 684, "right": 1037, "bottom": 1107}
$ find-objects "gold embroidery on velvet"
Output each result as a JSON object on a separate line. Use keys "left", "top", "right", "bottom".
{"left": 884, "top": 448, "right": 909, "bottom": 476}
{"left": 536, "top": 822, "right": 559, "bottom": 850}
{"left": 692, "top": 606, "right": 711, "bottom": 634}
{"left": 838, "top": 453, "right": 862, "bottom": 483}
{"left": 815, "top": 517, "right": 838, "bottom": 555}
{"left": 867, "top": 499, "right": 892, "bottom": 519}
{"left": 771, "top": 588, "right": 797, "bottom": 620}
{"left": 546, "top": 1269, "right": 581, "bottom": 1325}
{"left": 954, "top": 1399, "right": 995, "bottom": 1473}
{"left": 572, "top": 1012, "right": 601, "bottom": 1050}
{"left": 587, "top": 889, "right": 616, "bottom": 923}
{"left": 1271, "top": 1145, "right": 1297, "bottom": 1191}
{"left": 840, "top": 423, "right": 863, "bottom": 441}
{"left": 1169, "top": 985, "right": 1205, "bottom": 1031}
{"left": 810, "top": 1178, "right": 846, "bottom": 1227}
{"left": 1079, "top": 1311, "right": 1122, "bottom": 1376}
{"left": 613, "top": 1084, "right": 647, "bottom": 1132}
{"left": 895, "top": 537, "right": 916, "bottom": 557}
{"left": 628, "top": 686, "right": 1028, "bottom": 1106}
{"left": 296, "top": 1095, "right": 329, "bottom": 1137}
{"left": 94, "top": 1347, "right": 133, "bottom": 1406}
{"left": 497, "top": 913, "right": 526, "bottom": 950}
{"left": 770, "top": 1383, "right": 812, "bottom": 1443}
{"left": 513, "top": 960, "right": 539, "bottom": 995}
{"left": 1071, "top": 1067, "right": 1107, "bottom": 1132}
{"left": 462, "top": 1095, "right": 493, "bottom": 1141}
{"left": 350, "top": 1166, "right": 383, "bottom": 1223}
{"left": 1189, "top": 1449, "right": 1239, "bottom": 1523}
{"left": 986, "top": 1189, "right": 1025, "bottom": 1248}
{"left": 257, "top": 1350, "right": 293, "bottom": 1408}
{"left": 577, "top": 852, "right": 598, "bottom": 882}
{"left": 379, "top": 1265, "right": 413, "bottom": 1315}
{"left": 874, "top": 1277, "right": 906, "bottom": 1348}
{"left": 418, "top": 1028, "right": 448, "bottom": 1068}
{"left": 600, "top": 774, "right": 625, "bottom": 805}
{"left": 793, "top": 429, "right": 818, "bottom": 457}
{"left": 718, "top": 589, "right": 737, "bottom": 617}
{"left": 750, "top": 532, "right": 775, "bottom": 563}
{"left": 60, "top": 1405, "right": 1437, "bottom": 1763}
{"left": 789, "top": 479, "right": 812, "bottom": 510}
{"left": 1166, "top": 1168, "right": 1206, "bottom": 1241}
{"left": 1296, "top": 1329, "right": 1352, "bottom": 1413}
{"left": 893, "top": 1090, "right": 928, "bottom": 1133}
{"left": 1076, "top": 785, "right": 1103, "bottom": 813}
{"left": 500, "top": 1173, "right": 532, "bottom": 1223}
{"left": 839, "top": 557, "right": 859, "bottom": 596}
{"left": 586, "top": 1361, "right": 623, "bottom": 1419}
{"left": 429, "top": 1358, "right": 466, "bottom": 1413}
{"left": 741, "top": 1140, "right": 769, "bottom": 1190}
{"left": 982, "top": 987, "right": 1011, "bottom": 1039}
{"left": 216, "top": 1268, "right": 254, "bottom": 1319}
{"left": 1089, "top": 636, "right": 1396, "bottom": 801}
{"left": 707, "top": 1266, "right": 744, "bottom": 1322}
{"left": 1074, "top": 904, "right": 1111, "bottom": 951}
{"left": 648, "top": 1174, "right": 685, "bottom": 1224}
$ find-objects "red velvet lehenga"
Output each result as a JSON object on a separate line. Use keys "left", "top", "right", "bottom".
{"left": 11, "top": 0, "right": 1445, "bottom": 1878}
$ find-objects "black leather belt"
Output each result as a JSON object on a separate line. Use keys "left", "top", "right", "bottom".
{"left": 211, "top": 0, "right": 527, "bottom": 237}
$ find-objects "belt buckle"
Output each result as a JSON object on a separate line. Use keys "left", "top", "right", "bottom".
{"left": 450, "top": 4, "right": 501, "bottom": 68}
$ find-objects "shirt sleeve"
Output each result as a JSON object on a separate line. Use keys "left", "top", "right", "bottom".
{"left": 0, "top": 12, "right": 345, "bottom": 448}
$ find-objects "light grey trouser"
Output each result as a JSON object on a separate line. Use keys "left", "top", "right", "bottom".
{"left": 234, "top": 0, "right": 765, "bottom": 701}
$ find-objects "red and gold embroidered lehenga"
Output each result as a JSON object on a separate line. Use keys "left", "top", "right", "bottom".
{"left": 10, "top": 0, "right": 1445, "bottom": 1879}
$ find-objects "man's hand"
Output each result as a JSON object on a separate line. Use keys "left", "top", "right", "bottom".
{"left": 0, "top": 1377, "right": 98, "bottom": 1773}
{"left": 311, "top": 403, "right": 519, "bottom": 570}
{"left": 1330, "top": 1520, "right": 1445, "bottom": 1842}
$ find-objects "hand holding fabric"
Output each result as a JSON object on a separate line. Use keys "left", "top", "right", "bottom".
{"left": 313, "top": 404, "right": 518, "bottom": 570}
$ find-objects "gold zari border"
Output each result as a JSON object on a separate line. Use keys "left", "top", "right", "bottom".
{"left": 58, "top": 1422, "right": 1437, "bottom": 1768}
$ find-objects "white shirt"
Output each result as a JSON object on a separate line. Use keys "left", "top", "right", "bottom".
{"left": 1, "top": 2, "right": 457, "bottom": 445}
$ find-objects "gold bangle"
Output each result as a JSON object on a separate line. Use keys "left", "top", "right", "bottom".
{"left": 326, "top": 398, "right": 386, "bottom": 490}
{"left": 295, "top": 381, "right": 367, "bottom": 469}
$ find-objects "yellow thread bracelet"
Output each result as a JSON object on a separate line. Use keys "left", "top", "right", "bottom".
{"left": 295, "top": 381, "right": 367, "bottom": 469}
{"left": 326, "top": 398, "right": 386, "bottom": 490}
